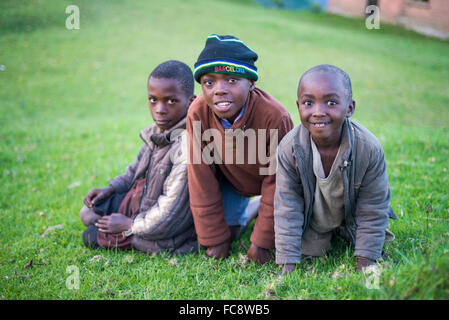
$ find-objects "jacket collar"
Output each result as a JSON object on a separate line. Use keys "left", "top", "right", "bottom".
{"left": 140, "top": 116, "right": 187, "bottom": 147}
{"left": 341, "top": 118, "right": 354, "bottom": 168}
{"left": 295, "top": 118, "right": 353, "bottom": 166}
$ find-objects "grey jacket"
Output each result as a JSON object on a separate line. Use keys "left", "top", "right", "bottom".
{"left": 109, "top": 117, "right": 197, "bottom": 253}
{"left": 274, "top": 118, "right": 397, "bottom": 264}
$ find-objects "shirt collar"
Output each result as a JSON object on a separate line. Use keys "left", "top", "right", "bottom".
{"left": 219, "top": 105, "right": 245, "bottom": 129}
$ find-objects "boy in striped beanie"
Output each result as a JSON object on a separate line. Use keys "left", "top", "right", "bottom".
{"left": 187, "top": 34, "right": 294, "bottom": 264}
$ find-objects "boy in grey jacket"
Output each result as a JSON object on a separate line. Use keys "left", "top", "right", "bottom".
{"left": 80, "top": 60, "right": 197, "bottom": 255}
{"left": 274, "top": 65, "right": 396, "bottom": 273}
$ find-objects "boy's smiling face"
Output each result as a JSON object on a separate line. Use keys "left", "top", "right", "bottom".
{"left": 200, "top": 73, "right": 255, "bottom": 123}
{"left": 297, "top": 71, "right": 355, "bottom": 147}
{"left": 148, "top": 77, "right": 193, "bottom": 132}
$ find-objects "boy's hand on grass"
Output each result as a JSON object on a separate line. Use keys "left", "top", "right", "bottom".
{"left": 356, "top": 256, "right": 375, "bottom": 272}
{"left": 281, "top": 263, "right": 297, "bottom": 275}
{"left": 206, "top": 241, "right": 231, "bottom": 259}
{"left": 95, "top": 213, "right": 132, "bottom": 234}
{"left": 84, "top": 186, "right": 115, "bottom": 208}
{"left": 246, "top": 243, "right": 273, "bottom": 264}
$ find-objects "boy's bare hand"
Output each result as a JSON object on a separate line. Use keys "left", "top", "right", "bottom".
{"left": 247, "top": 243, "right": 273, "bottom": 264}
{"left": 356, "top": 256, "right": 375, "bottom": 272}
{"left": 281, "top": 263, "right": 297, "bottom": 275}
{"left": 206, "top": 241, "right": 231, "bottom": 259}
{"left": 95, "top": 213, "right": 132, "bottom": 234}
{"left": 84, "top": 186, "right": 115, "bottom": 208}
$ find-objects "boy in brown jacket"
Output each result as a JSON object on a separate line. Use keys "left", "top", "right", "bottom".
{"left": 80, "top": 60, "right": 197, "bottom": 255}
{"left": 187, "top": 35, "right": 294, "bottom": 264}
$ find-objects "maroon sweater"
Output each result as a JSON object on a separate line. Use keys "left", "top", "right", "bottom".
{"left": 186, "top": 88, "right": 293, "bottom": 249}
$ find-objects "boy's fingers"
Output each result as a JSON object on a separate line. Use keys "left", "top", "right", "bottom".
{"left": 88, "top": 190, "right": 102, "bottom": 203}
{"left": 91, "top": 195, "right": 99, "bottom": 205}
{"left": 96, "top": 225, "right": 109, "bottom": 233}
{"left": 86, "top": 194, "right": 98, "bottom": 206}
{"left": 98, "top": 217, "right": 110, "bottom": 224}
{"left": 95, "top": 222, "right": 104, "bottom": 228}
{"left": 86, "top": 190, "right": 97, "bottom": 198}
{"left": 95, "top": 218, "right": 109, "bottom": 228}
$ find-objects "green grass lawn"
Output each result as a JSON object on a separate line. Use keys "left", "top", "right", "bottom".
{"left": 1, "top": 0, "right": 448, "bottom": 300}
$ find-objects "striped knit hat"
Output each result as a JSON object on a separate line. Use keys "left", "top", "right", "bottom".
{"left": 193, "top": 34, "right": 259, "bottom": 83}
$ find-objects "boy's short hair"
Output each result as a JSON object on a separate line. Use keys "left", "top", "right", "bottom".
{"left": 149, "top": 60, "right": 194, "bottom": 97}
{"left": 299, "top": 64, "right": 353, "bottom": 101}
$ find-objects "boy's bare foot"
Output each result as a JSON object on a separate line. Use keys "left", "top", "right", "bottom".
{"left": 80, "top": 205, "right": 101, "bottom": 227}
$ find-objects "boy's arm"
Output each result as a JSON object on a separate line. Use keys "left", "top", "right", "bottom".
{"left": 251, "top": 115, "right": 294, "bottom": 250}
{"left": 130, "top": 133, "right": 192, "bottom": 238}
{"left": 186, "top": 113, "right": 230, "bottom": 247}
{"left": 354, "top": 146, "right": 391, "bottom": 261}
{"left": 273, "top": 137, "right": 305, "bottom": 265}
{"left": 109, "top": 145, "right": 147, "bottom": 193}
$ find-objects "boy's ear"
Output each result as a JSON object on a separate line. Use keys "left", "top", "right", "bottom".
{"left": 188, "top": 95, "right": 197, "bottom": 105}
{"left": 346, "top": 99, "right": 356, "bottom": 117}
{"left": 249, "top": 80, "right": 255, "bottom": 91}
{"left": 296, "top": 99, "right": 300, "bottom": 110}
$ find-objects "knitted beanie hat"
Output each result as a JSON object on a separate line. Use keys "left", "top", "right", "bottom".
{"left": 193, "top": 34, "right": 259, "bottom": 83}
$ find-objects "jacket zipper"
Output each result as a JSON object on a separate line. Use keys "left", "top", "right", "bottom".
{"left": 340, "top": 160, "right": 356, "bottom": 244}
{"left": 294, "top": 148, "right": 313, "bottom": 231}
{"left": 138, "top": 148, "right": 156, "bottom": 212}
